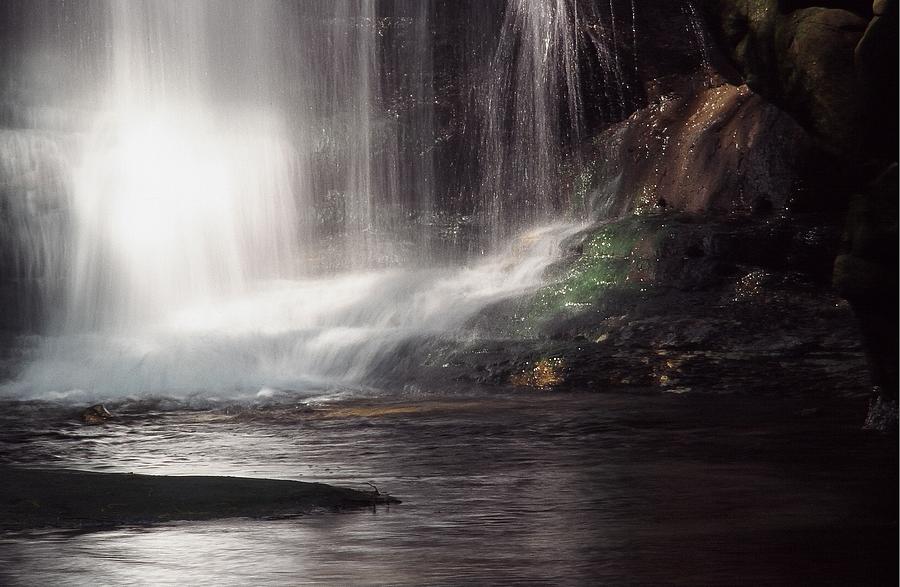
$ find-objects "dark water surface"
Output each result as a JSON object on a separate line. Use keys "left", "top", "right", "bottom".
{"left": 0, "top": 391, "right": 896, "bottom": 585}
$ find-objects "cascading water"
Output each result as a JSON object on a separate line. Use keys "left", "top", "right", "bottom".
{"left": 6, "top": 223, "right": 582, "bottom": 401}
{"left": 71, "top": 3, "right": 306, "bottom": 328}
{"left": 477, "top": 0, "right": 583, "bottom": 246}
{"left": 0, "top": 0, "right": 647, "bottom": 401}
{"left": 2, "top": 1, "right": 308, "bottom": 333}
{"left": 681, "top": 0, "right": 713, "bottom": 78}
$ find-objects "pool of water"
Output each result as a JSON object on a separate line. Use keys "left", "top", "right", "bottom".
{"left": 0, "top": 391, "right": 896, "bottom": 585}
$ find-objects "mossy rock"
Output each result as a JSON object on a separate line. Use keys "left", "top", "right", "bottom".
{"left": 700, "top": 0, "right": 868, "bottom": 158}
{"left": 522, "top": 217, "right": 653, "bottom": 328}
{"left": 775, "top": 8, "right": 867, "bottom": 153}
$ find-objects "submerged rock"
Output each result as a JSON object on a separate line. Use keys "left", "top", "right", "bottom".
{"left": 0, "top": 467, "right": 400, "bottom": 531}
{"left": 80, "top": 404, "right": 113, "bottom": 425}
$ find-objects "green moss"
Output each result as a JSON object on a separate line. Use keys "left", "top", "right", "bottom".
{"left": 518, "top": 217, "right": 663, "bottom": 331}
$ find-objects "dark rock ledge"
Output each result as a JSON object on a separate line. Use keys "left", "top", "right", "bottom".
{"left": 0, "top": 466, "right": 398, "bottom": 532}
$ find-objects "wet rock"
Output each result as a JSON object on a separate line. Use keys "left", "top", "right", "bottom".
{"left": 509, "top": 358, "right": 566, "bottom": 390}
{"left": 583, "top": 83, "right": 814, "bottom": 217}
{"left": 751, "top": 196, "right": 774, "bottom": 217}
{"left": 873, "top": 0, "right": 890, "bottom": 15}
{"left": 398, "top": 211, "right": 871, "bottom": 398}
{"left": 778, "top": 8, "right": 868, "bottom": 154}
{"left": 0, "top": 467, "right": 400, "bottom": 531}
{"left": 699, "top": 1, "right": 867, "bottom": 158}
{"left": 80, "top": 404, "right": 113, "bottom": 425}
{"left": 833, "top": 164, "right": 898, "bottom": 405}
{"left": 863, "top": 391, "right": 898, "bottom": 433}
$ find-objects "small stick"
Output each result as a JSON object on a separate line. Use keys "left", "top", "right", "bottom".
{"left": 365, "top": 482, "right": 380, "bottom": 496}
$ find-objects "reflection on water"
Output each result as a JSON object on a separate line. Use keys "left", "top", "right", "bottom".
{"left": 0, "top": 392, "right": 896, "bottom": 585}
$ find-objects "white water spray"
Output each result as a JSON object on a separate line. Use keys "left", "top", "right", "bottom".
{"left": 4, "top": 223, "right": 582, "bottom": 401}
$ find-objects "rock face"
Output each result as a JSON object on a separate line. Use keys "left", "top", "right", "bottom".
{"left": 699, "top": 0, "right": 870, "bottom": 158}
{"left": 833, "top": 164, "right": 899, "bottom": 427}
{"left": 694, "top": 0, "right": 897, "bottom": 429}
{"left": 377, "top": 212, "right": 868, "bottom": 400}
{"left": 855, "top": 0, "right": 900, "bottom": 162}
{"left": 580, "top": 83, "right": 814, "bottom": 218}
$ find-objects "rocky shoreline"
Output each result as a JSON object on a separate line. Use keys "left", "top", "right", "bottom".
{"left": 366, "top": 211, "right": 871, "bottom": 404}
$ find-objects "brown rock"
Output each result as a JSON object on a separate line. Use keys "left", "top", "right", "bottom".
{"left": 80, "top": 404, "right": 113, "bottom": 425}
{"left": 583, "top": 83, "right": 813, "bottom": 216}
{"left": 700, "top": 1, "right": 868, "bottom": 159}
{"left": 775, "top": 8, "right": 868, "bottom": 155}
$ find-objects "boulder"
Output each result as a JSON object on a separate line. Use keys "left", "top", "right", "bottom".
{"left": 581, "top": 83, "right": 814, "bottom": 217}
{"left": 833, "top": 164, "right": 898, "bottom": 429}
{"left": 872, "top": 0, "right": 891, "bottom": 15}
{"left": 699, "top": 0, "right": 868, "bottom": 159}
{"left": 80, "top": 404, "right": 113, "bottom": 425}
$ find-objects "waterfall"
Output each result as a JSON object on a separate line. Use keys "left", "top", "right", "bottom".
{"left": 681, "top": 0, "right": 712, "bottom": 78}
{"left": 68, "top": 1, "right": 304, "bottom": 331}
{"left": 0, "top": 0, "right": 643, "bottom": 399}
{"left": 477, "top": 0, "right": 583, "bottom": 247}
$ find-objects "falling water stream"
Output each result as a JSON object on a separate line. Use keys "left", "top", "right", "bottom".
{"left": 0, "top": 0, "right": 613, "bottom": 400}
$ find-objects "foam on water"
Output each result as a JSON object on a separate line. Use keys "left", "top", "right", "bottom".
{"left": 2, "top": 223, "right": 582, "bottom": 402}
